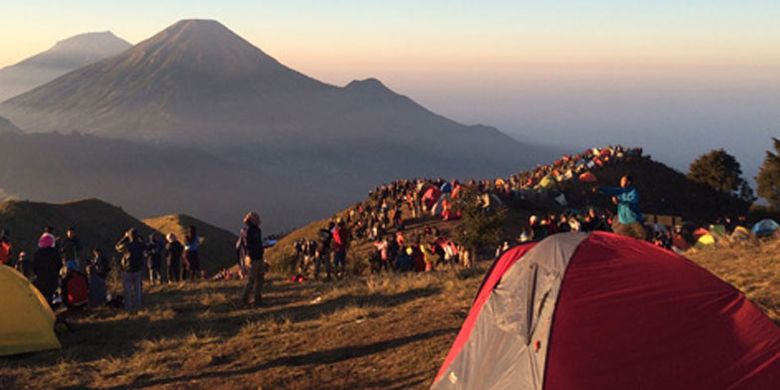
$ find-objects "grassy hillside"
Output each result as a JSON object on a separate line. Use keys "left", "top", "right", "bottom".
{"left": 143, "top": 214, "right": 239, "bottom": 273}
{"left": 0, "top": 198, "right": 154, "bottom": 259}
{"left": 1, "top": 238, "right": 776, "bottom": 389}
{"left": 686, "top": 240, "right": 779, "bottom": 322}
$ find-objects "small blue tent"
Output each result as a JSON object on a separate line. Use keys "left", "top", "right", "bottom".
{"left": 751, "top": 219, "right": 780, "bottom": 236}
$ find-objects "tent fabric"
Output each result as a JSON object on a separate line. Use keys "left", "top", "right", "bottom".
{"left": 0, "top": 265, "right": 61, "bottom": 356}
{"left": 709, "top": 224, "right": 727, "bottom": 237}
{"left": 731, "top": 226, "right": 751, "bottom": 241}
{"left": 752, "top": 219, "right": 780, "bottom": 236}
{"left": 538, "top": 176, "right": 554, "bottom": 189}
{"left": 433, "top": 232, "right": 780, "bottom": 390}
{"left": 693, "top": 227, "right": 710, "bottom": 238}
{"left": 433, "top": 234, "right": 586, "bottom": 389}
{"left": 696, "top": 233, "right": 716, "bottom": 246}
{"left": 578, "top": 172, "right": 598, "bottom": 183}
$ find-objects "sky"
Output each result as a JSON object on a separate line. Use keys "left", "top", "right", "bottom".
{"left": 2, "top": 0, "right": 779, "bottom": 183}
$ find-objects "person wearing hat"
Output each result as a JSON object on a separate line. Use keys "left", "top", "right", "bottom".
{"left": 115, "top": 228, "right": 145, "bottom": 311}
{"left": 238, "top": 212, "right": 264, "bottom": 306}
{"left": 33, "top": 233, "right": 62, "bottom": 307}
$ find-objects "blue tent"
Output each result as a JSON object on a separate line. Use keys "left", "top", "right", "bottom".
{"left": 751, "top": 219, "right": 780, "bottom": 236}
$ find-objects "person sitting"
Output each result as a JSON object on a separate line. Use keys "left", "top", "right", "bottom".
{"left": 61, "top": 260, "right": 89, "bottom": 310}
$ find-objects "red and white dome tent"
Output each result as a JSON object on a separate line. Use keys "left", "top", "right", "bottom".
{"left": 432, "top": 232, "right": 780, "bottom": 389}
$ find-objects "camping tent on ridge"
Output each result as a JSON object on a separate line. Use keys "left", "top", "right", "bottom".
{"left": 752, "top": 219, "right": 780, "bottom": 237}
{"left": 0, "top": 265, "right": 61, "bottom": 356}
{"left": 432, "top": 232, "right": 780, "bottom": 389}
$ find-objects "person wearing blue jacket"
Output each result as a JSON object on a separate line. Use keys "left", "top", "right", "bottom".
{"left": 596, "top": 175, "right": 646, "bottom": 239}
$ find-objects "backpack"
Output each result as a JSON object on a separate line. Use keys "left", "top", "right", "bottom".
{"left": 64, "top": 271, "right": 88, "bottom": 307}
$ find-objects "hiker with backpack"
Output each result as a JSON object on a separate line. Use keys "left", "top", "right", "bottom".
{"left": 595, "top": 175, "right": 646, "bottom": 240}
{"left": 238, "top": 212, "right": 264, "bottom": 307}
{"left": 115, "top": 229, "right": 145, "bottom": 311}
{"left": 33, "top": 232, "right": 61, "bottom": 307}
{"left": 165, "top": 233, "right": 184, "bottom": 283}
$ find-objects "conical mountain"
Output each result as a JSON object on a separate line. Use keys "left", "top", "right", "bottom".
{"left": 0, "top": 31, "right": 131, "bottom": 102}
{"left": 0, "top": 19, "right": 337, "bottom": 144}
{"left": 0, "top": 20, "right": 536, "bottom": 161}
{"left": 0, "top": 19, "right": 559, "bottom": 230}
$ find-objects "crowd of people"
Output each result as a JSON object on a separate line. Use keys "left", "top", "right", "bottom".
{"left": 0, "top": 225, "right": 207, "bottom": 312}
{"left": 1, "top": 144, "right": 756, "bottom": 316}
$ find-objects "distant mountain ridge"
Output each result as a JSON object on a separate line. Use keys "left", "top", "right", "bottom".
{"left": 0, "top": 19, "right": 560, "bottom": 231}
{"left": 0, "top": 31, "right": 131, "bottom": 102}
{"left": 0, "top": 198, "right": 239, "bottom": 273}
{"left": 143, "top": 214, "right": 239, "bottom": 272}
{"left": 0, "top": 130, "right": 343, "bottom": 231}
{"left": 0, "top": 20, "right": 539, "bottom": 166}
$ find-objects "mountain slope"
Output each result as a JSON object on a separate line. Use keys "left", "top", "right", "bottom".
{"left": 0, "top": 32, "right": 131, "bottom": 102}
{"left": 0, "top": 19, "right": 550, "bottom": 176}
{"left": 0, "top": 116, "right": 21, "bottom": 134}
{"left": 0, "top": 132, "right": 344, "bottom": 231}
{"left": 143, "top": 214, "right": 239, "bottom": 272}
{"left": 0, "top": 198, "right": 154, "bottom": 259}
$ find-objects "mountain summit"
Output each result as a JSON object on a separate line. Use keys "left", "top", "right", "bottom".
{"left": 0, "top": 31, "right": 131, "bottom": 102}
{"left": 0, "top": 19, "right": 557, "bottom": 229}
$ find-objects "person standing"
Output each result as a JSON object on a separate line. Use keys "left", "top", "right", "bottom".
{"left": 33, "top": 233, "right": 61, "bottom": 307}
{"left": 184, "top": 226, "right": 202, "bottom": 280}
{"left": 332, "top": 221, "right": 350, "bottom": 278}
{"left": 165, "top": 233, "right": 184, "bottom": 283}
{"left": 0, "top": 229, "right": 12, "bottom": 266}
{"left": 595, "top": 175, "right": 646, "bottom": 240}
{"left": 315, "top": 222, "right": 334, "bottom": 280}
{"left": 115, "top": 229, "right": 145, "bottom": 311}
{"left": 15, "top": 251, "right": 33, "bottom": 278}
{"left": 146, "top": 234, "right": 164, "bottom": 285}
{"left": 238, "top": 212, "right": 264, "bottom": 307}
{"left": 87, "top": 248, "right": 110, "bottom": 307}
{"left": 61, "top": 227, "right": 83, "bottom": 271}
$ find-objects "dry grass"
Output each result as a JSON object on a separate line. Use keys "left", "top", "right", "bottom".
{"left": 0, "top": 267, "right": 484, "bottom": 390}
{"left": 686, "top": 238, "right": 780, "bottom": 323}
{"left": 1, "top": 238, "right": 777, "bottom": 389}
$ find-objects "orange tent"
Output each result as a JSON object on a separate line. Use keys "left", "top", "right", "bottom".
{"left": 579, "top": 172, "right": 598, "bottom": 183}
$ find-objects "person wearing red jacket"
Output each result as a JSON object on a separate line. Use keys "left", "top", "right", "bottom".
{"left": 332, "top": 221, "right": 350, "bottom": 279}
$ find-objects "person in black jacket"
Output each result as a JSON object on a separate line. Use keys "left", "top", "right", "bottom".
{"left": 115, "top": 228, "right": 145, "bottom": 311}
{"left": 87, "top": 248, "right": 110, "bottom": 307}
{"left": 33, "top": 233, "right": 62, "bottom": 308}
{"left": 165, "top": 233, "right": 184, "bottom": 283}
{"left": 238, "top": 212, "right": 264, "bottom": 306}
{"left": 146, "top": 234, "right": 164, "bottom": 285}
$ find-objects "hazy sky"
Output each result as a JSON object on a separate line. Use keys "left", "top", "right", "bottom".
{"left": 2, "top": 0, "right": 779, "bottom": 183}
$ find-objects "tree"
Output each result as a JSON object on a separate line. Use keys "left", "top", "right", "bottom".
{"left": 757, "top": 138, "right": 780, "bottom": 209}
{"left": 688, "top": 149, "right": 754, "bottom": 202}
{"left": 454, "top": 188, "right": 506, "bottom": 258}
